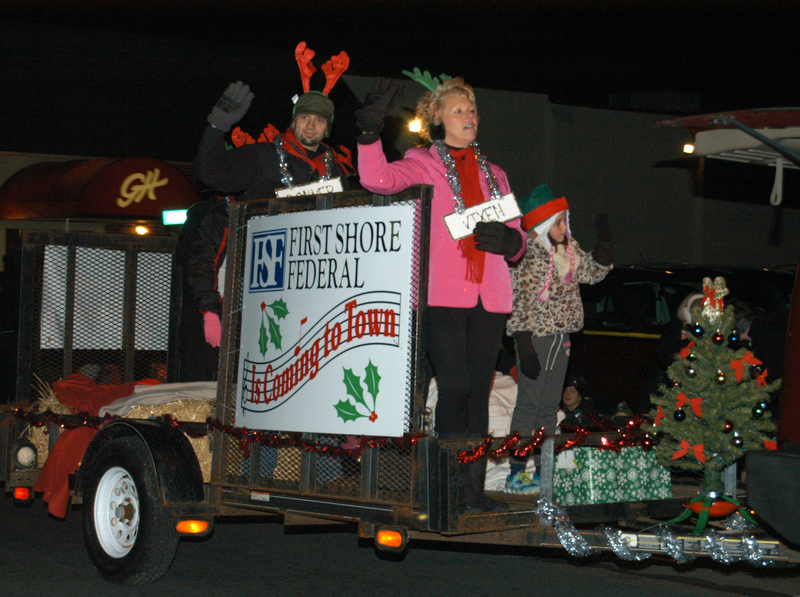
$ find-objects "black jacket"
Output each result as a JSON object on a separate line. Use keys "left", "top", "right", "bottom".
{"left": 176, "top": 196, "right": 229, "bottom": 317}
{"left": 194, "top": 125, "right": 351, "bottom": 201}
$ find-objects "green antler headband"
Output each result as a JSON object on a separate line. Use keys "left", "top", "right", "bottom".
{"left": 401, "top": 67, "right": 451, "bottom": 92}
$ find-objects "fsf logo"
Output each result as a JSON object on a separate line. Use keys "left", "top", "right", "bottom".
{"left": 249, "top": 229, "right": 286, "bottom": 292}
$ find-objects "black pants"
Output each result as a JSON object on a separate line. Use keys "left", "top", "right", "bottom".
{"left": 426, "top": 300, "right": 507, "bottom": 437}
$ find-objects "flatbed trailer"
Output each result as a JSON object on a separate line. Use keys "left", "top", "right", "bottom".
{"left": 3, "top": 186, "right": 799, "bottom": 585}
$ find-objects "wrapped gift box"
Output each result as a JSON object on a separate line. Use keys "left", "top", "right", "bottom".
{"left": 553, "top": 446, "right": 671, "bottom": 506}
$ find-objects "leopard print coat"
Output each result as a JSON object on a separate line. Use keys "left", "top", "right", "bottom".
{"left": 506, "top": 235, "right": 611, "bottom": 337}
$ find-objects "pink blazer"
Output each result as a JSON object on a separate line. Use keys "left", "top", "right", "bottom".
{"left": 358, "top": 141, "right": 525, "bottom": 313}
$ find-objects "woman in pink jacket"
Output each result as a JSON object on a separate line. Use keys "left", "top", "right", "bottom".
{"left": 355, "top": 76, "right": 525, "bottom": 513}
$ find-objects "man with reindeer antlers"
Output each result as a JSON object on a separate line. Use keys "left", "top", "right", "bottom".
{"left": 194, "top": 41, "right": 354, "bottom": 201}
{"left": 179, "top": 42, "right": 354, "bottom": 382}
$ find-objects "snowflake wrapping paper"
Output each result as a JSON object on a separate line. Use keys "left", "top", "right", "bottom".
{"left": 553, "top": 447, "right": 672, "bottom": 506}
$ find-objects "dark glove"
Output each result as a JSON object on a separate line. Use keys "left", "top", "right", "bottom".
{"left": 207, "top": 81, "right": 254, "bottom": 132}
{"left": 593, "top": 213, "right": 613, "bottom": 266}
{"left": 513, "top": 331, "right": 541, "bottom": 380}
{"left": 356, "top": 78, "right": 404, "bottom": 142}
{"left": 473, "top": 221, "right": 523, "bottom": 259}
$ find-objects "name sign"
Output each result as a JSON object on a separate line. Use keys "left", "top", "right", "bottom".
{"left": 275, "top": 178, "right": 344, "bottom": 198}
{"left": 443, "top": 193, "right": 522, "bottom": 240}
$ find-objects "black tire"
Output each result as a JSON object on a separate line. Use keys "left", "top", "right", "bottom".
{"left": 82, "top": 435, "right": 180, "bottom": 585}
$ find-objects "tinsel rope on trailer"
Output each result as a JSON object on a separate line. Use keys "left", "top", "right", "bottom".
{"left": 10, "top": 409, "right": 655, "bottom": 461}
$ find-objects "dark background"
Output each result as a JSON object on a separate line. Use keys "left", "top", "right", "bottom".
{"left": 3, "top": 0, "right": 800, "bottom": 164}
{"left": 6, "top": 0, "right": 800, "bottom": 112}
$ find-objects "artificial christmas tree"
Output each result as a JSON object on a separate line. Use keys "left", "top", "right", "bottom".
{"left": 646, "top": 277, "right": 778, "bottom": 521}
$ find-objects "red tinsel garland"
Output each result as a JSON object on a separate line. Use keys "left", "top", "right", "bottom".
{"left": 12, "top": 408, "right": 653, "bottom": 462}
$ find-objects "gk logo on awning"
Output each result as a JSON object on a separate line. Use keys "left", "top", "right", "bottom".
{"left": 249, "top": 230, "right": 286, "bottom": 292}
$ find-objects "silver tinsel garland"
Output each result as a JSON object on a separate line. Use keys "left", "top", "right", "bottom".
{"left": 434, "top": 140, "right": 503, "bottom": 214}
{"left": 536, "top": 499, "right": 594, "bottom": 557}
{"left": 603, "top": 528, "right": 651, "bottom": 562}
{"left": 655, "top": 525, "right": 697, "bottom": 564}
{"left": 274, "top": 133, "right": 334, "bottom": 189}
{"left": 536, "top": 497, "right": 785, "bottom": 567}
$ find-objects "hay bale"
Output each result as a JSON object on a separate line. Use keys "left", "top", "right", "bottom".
{"left": 124, "top": 399, "right": 213, "bottom": 482}
{"left": 28, "top": 377, "right": 70, "bottom": 469}
{"left": 28, "top": 380, "right": 214, "bottom": 481}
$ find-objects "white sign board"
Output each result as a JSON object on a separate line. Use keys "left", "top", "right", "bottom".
{"left": 275, "top": 178, "right": 344, "bottom": 198}
{"left": 236, "top": 204, "right": 417, "bottom": 437}
{"left": 443, "top": 193, "right": 521, "bottom": 240}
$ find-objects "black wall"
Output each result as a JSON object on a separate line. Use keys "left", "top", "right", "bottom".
{"left": 1, "top": 20, "right": 362, "bottom": 164}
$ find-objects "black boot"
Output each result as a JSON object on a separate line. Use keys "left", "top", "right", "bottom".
{"left": 465, "top": 459, "right": 509, "bottom": 513}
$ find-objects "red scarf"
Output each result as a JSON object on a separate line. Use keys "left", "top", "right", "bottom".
{"left": 450, "top": 147, "right": 486, "bottom": 283}
{"left": 281, "top": 128, "right": 329, "bottom": 177}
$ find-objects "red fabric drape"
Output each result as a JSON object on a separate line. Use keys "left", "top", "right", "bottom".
{"left": 33, "top": 374, "right": 137, "bottom": 518}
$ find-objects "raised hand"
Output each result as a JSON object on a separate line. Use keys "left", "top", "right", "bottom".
{"left": 356, "top": 78, "right": 404, "bottom": 135}
{"left": 207, "top": 81, "right": 254, "bottom": 132}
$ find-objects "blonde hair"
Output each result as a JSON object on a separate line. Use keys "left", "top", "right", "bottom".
{"left": 415, "top": 77, "right": 477, "bottom": 143}
{"left": 677, "top": 292, "right": 705, "bottom": 325}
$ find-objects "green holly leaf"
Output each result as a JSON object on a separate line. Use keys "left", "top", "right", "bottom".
{"left": 334, "top": 399, "right": 365, "bottom": 423}
{"left": 269, "top": 299, "right": 289, "bottom": 320}
{"left": 364, "top": 360, "right": 381, "bottom": 408}
{"left": 258, "top": 320, "right": 269, "bottom": 357}
{"left": 267, "top": 314, "right": 282, "bottom": 350}
{"left": 343, "top": 367, "right": 368, "bottom": 409}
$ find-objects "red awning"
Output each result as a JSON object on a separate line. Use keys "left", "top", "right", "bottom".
{"left": 0, "top": 157, "right": 200, "bottom": 219}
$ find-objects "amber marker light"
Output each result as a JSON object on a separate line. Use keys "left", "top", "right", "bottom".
{"left": 13, "top": 487, "right": 32, "bottom": 501}
{"left": 375, "top": 527, "right": 407, "bottom": 552}
{"left": 409, "top": 118, "right": 421, "bottom": 133}
{"left": 175, "top": 520, "right": 210, "bottom": 535}
{"left": 135, "top": 225, "right": 150, "bottom": 235}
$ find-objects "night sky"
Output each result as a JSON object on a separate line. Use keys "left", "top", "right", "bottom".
{"left": 5, "top": 0, "right": 800, "bottom": 113}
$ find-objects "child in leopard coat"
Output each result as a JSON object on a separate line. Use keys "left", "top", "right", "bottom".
{"left": 504, "top": 184, "right": 613, "bottom": 495}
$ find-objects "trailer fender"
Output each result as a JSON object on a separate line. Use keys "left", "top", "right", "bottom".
{"left": 74, "top": 419, "right": 204, "bottom": 505}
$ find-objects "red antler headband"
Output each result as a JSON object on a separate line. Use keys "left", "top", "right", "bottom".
{"left": 295, "top": 41, "right": 349, "bottom": 95}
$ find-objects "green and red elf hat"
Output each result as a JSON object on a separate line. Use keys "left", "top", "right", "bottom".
{"left": 519, "top": 184, "right": 570, "bottom": 239}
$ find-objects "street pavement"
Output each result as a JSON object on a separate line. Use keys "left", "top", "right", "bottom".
{"left": 2, "top": 487, "right": 800, "bottom": 597}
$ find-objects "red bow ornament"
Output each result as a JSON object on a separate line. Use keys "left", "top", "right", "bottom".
{"left": 703, "top": 282, "right": 718, "bottom": 310}
{"left": 654, "top": 405, "right": 665, "bottom": 426}
{"left": 730, "top": 351, "right": 762, "bottom": 383}
{"left": 675, "top": 392, "right": 703, "bottom": 417}
{"left": 672, "top": 440, "right": 705, "bottom": 464}
{"left": 756, "top": 368, "right": 769, "bottom": 387}
{"left": 679, "top": 341, "right": 695, "bottom": 360}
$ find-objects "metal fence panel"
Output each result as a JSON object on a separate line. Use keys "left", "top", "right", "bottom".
{"left": 16, "top": 231, "right": 179, "bottom": 404}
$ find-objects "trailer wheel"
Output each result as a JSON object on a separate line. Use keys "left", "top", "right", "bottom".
{"left": 82, "top": 435, "right": 179, "bottom": 585}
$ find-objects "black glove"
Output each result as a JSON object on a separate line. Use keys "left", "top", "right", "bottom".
{"left": 513, "top": 331, "right": 541, "bottom": 380}
{"left": 473, "top": 221, "right": 523, "bottom": 259}
{"left": 356, "top": 78, "right": 404, "bottom": 142}
{"left": 593, "top": 213, "right": 613, "bottom": 266}
{"left": 207, "top": 81, "right": 254, "bottom": 132}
